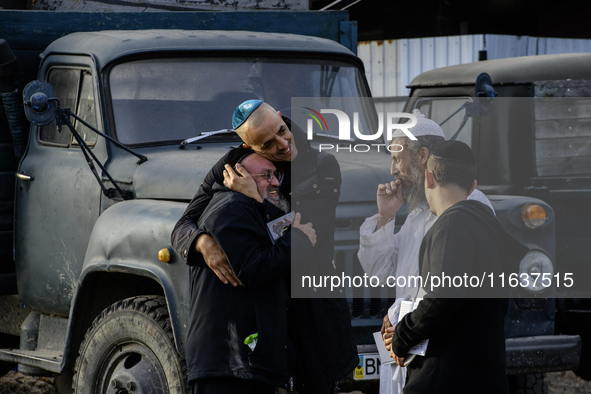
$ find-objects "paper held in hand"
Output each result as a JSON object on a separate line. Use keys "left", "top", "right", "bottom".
{"left": 397, "top": 298, "right": 429, "bottom": 366}
{"left": 266, "top": 211, "right": 295, "bottom": 243}
{"left": 372, "top": 331, "right": 396, "bottom": 365}
{"left": 371, "top": 298, "right": 429, "bottom": 368}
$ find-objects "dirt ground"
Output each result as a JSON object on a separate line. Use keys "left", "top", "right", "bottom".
{"left": 1, "top": 370, "right": 591, "bottom": 393}
{"left": 0, "top": 371, "right": 57, "bottom": 394}
{"left": 547, "top": 371, "right": 591, "bottom": 394}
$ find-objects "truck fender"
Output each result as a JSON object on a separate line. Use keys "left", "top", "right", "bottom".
{"left": 62, "top": 199, "right": 190, "bottom": 370}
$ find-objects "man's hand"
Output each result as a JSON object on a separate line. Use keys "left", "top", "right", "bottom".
{"left": 293, "top": 212, "right": 316, "bottom": 246}
{"left": 195, "top": 234, "right": 239, "bottom": 286}
{"left": 376, "top": 180, "right": 404, "bottom": 229}
{"left": 223, "top": 163, "right": 263, "bottom": 203}
{"left": 380, "top": 313, "right": 392, "bottom": 336}
{"left": 392, "top": 352, "right": 405, "bottom": 367}
{"left": 385, "top": 325, "right": 404, "bottom": 366}
{"left": 383, "top": 325, "right": 395, "bottom": 351}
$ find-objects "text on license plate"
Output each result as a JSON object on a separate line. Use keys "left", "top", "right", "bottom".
{"left": 354, "top": 353, "right": 381, "bottom": 380}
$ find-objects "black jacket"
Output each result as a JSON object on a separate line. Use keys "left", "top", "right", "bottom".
{"left": 172, "top": 119, "right": 358, "bottom": 389}
{"left": 186, "top": 187, "right": 293, "bottom": 387}
{"left": 171, "top": 152, "right": 293, "bottom": 264}
{"left": 287, "top": 124, "right": 358, "bottom": 389}
{"left": 393, "top": 200, "right": 528, "bottom": 394}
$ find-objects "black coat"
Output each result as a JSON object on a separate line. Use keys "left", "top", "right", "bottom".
{"left": 288, "top": 126, "right": 358, "bottom": 389}
{"left": 171, "top": 152, "right": 294, "bottom": 264}
{"left": 172, "top": 119, "right": 358, "bottom": 389}
{"left": 186, "top": 188, "right": 294, "bottom": 387}
{"left": 393, "top": 200, "right": 528, "bottom": 394}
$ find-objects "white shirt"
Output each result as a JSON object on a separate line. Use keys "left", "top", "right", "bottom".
{"left": 359, "top": 206, "right": 435, "bottom": 323}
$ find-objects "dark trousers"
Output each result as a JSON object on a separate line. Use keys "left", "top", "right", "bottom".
{"left": 191, "top": 378, "right": 276, "bottom": 394}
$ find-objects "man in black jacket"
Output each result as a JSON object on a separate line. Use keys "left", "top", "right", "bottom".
{"left": 172, "top": 100, "right": 358, "bottom": 393}
{"left": 390, "top": 140, "right": 528, "bottom": 394}
{"left": 186, "top": 147, "right": 314, "bottom": 393}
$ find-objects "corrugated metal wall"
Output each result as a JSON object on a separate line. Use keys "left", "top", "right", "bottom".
{"left": 359, "top": 34, "right": 591, "bottom": 97}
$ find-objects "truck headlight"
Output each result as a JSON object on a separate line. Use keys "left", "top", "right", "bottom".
{"left": 519, "top": 250, "right": 554, "bottom": 293}
{"left": 521, "top": 203, "right": 548, "bottom": 229}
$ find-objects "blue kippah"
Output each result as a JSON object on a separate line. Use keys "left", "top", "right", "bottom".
{"left": 232, "top": 99, "right": 263, "bottom": 129}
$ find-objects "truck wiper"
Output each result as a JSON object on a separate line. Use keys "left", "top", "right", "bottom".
{"left": 179, "top": 129, "right": 237, "bottom": 148}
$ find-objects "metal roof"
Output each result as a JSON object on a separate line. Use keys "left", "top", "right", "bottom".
{"left": 408, "top": 52, "right": 591, "bottom": 88}
{"left": 40, "top": 29, "right": 356, "bottom": 70}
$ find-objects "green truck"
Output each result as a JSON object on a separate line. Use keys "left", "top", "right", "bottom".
{"left": 403, "top": 54, "right": 591, "bottom": 385}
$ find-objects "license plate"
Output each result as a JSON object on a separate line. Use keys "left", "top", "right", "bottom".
{"left": 353, "top": 353, "right": 381, "bottom": 380}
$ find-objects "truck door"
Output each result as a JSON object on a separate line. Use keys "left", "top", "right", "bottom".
{"left": 15, "top": 61, "right": 105, "bottom": 316}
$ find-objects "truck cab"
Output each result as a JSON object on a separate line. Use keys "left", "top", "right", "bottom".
{"left": 2, "top": 29, "right": 381, "bottom": 392}
{"left": 402, "top": 53, "right": 591, "bottom": 390}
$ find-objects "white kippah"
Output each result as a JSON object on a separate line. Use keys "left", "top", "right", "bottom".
{"left": 392, "top": 109, "right": 445, "bottom": 139}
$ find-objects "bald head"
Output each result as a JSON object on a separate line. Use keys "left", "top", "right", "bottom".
{"left": 236, "top": 102, "right": 277, "bottom": 143}
{"left": 234, "top": 101, "right": 298, "bottom": 162}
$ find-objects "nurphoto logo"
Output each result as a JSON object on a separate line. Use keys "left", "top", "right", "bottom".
{"left": 304, "top": 109, "right": 418, "bottom": 141}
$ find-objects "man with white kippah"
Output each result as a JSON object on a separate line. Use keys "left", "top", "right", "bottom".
{"left": 357, "top": 110, "right": 494, "bottom": 393}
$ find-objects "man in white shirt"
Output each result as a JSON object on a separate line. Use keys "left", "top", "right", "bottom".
{"left": 357, "top": 110, "right": 493, "bottom": 393}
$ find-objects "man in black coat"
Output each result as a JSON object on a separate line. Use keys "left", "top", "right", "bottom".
{"left": 390, "top": 140, "right": 528, "bottom": 394}
{"left": 186, "top": 148, "right": 315, "bottom": 393}
{"left": 172, "top": 100, "right": 358, "bottom": 393}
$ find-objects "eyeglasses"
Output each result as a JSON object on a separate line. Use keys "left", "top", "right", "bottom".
{"left": 252, "top": 170, "right": 281, "bottom": 183}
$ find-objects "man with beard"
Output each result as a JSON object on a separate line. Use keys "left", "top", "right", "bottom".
{"left": 357, "top": 110, "right": 493, "bottom": 394}
{"left": 185, "top": 147, "right": 315, "bottom": 394}
{"left": 173, "top": 100, "right": 358, "bottom": 394}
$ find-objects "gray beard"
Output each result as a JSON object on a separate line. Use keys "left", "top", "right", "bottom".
{"left": 401, "top": 164, "right": 426, "bottom": 212}
{"left": 265, "top": 192, "right": 291, "bottom": 214}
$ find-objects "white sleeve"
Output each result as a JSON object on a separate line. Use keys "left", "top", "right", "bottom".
{"left": 468, "top": 188, "right": 495, "bottom": 215}
{"left": 357, "top": 213, "right": 399, "bottom": 284}
{"left": 388, "top": 298, "right": 403, "bottom": 324}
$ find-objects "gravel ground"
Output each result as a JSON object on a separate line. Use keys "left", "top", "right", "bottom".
{"left": 0, "top": 371, "right": 57, "bottom": 394}
{"left": 547, "top": 371, "right": 591, "bottom": 394}
{"left": 0, "top": 370, "right": 590, "bottom": 393}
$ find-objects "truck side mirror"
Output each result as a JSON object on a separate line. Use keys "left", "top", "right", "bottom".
{"left": 23, "top": 80, "right": 58, "bottom": 126}
{"left": 475, "top": 72, "right": 497, "bottom": 116}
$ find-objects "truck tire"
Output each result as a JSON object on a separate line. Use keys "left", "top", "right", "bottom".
{"left": 73, "top": 295, "right": 187, "bottom": 393}
{"left": 508, "top": 373, "right": 548, "bottom": 394}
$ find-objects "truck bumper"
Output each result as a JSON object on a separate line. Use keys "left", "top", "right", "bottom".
{"left": 506, "top": 335, "right": 581, "bottom": 375}
{"left": 342, "top": 334, "right": 580, "bottom": 388}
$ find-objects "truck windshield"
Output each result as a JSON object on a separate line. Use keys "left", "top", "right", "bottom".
{"left": 109, "top": 57, "right": 370, "bottom": 145}
{"left": 412, "top": 97, "right": 474, "bottom": 147}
